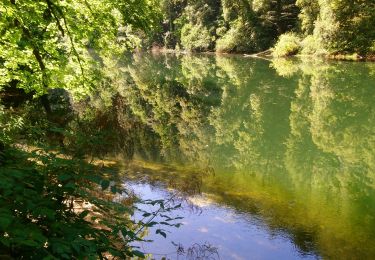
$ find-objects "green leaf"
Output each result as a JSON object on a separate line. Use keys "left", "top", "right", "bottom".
{"left": 101, "top": 180, "right": 110, "bottom": 190}
{"left": 39, "top": 208, "right": 56, "bottom": 220}
{"left": 0, "top": 214, "right": 12, "bottom": 229}
{"left": 131, "top": 250, "right": 145, "bottom": 258}
{"left": 156, "top": 229, "right": 167, "bottom": 238}
{"left": 58, "top": 174, "right": 72, "bottom": 182}
{"left": 173, "top": 203, "right": 182, "bottom": 209}
{"left": 146, "top": 221, "right": 158, "bottom": 227}
{"left": 79, "top": 210, "right": 90, "bottom": 218}
{"left": 21, "top": 240, "right": 39, "bottom": 247}
{"left": 64, "top": 182, "right": 76, "bottom": 189}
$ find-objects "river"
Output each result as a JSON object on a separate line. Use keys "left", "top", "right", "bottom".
{"left": 96, "top": 53, "right": 375, "bottom": 259}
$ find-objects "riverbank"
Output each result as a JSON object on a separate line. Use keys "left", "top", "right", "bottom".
{"left": 150, "top": 46, "right": 375, "bottom": 62}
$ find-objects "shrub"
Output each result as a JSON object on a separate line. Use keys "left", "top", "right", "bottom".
{"left": 300, "top": 35, "right": 326, "bottom": 55}
{"left": 181, "top": 23, "right": 213, "bottom": 52}
{"left": 215, "top": 25, "right": 240, "bottom": 53}
{"left": 216, "top": 20, "right": 258, "bottom": 53}
{"left": 272, "top": 33, "right": 301, "bottom": 57}
{"left": 370, "top": 41, "right": 375, "bottom": 54}
{"left": 163, "top": 31, "right": 178, "bottom": 49}
{"left": 0, "top": 102, "right": 180, "bottom": 259}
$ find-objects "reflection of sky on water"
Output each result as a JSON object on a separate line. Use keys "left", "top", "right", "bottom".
{"left": 128, "top": 182, "right": 319, "bottom": 260}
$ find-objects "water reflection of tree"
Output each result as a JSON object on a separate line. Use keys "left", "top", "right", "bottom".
{"left": 210, "top": 56, "right": 295, "bottom": 173}
{"left": 124, "top": 54, "right": 296, "bottom": 173}
{"left": 274, "top": 58, "right": 375, "bottom": 259}
{"left": 126, "top": 54, "right": 222, "bottom": 166}
{"left": 276, "top": 59, "right": 375, "bottom": 196}
{"left": 73, "top": 53, "right": 375, "bottom": 259}
{"left": 80, "top": 54, "right": 375, "bottom": 216}
{"left": 123, "top": 54, "right": 375, "bottom": 259}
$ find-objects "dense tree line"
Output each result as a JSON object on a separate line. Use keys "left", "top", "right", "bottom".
{"left": 153, "top": 0, "right": 375, "bottom": 57}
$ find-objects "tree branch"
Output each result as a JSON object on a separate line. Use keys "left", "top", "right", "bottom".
{"left": 45, "top": 0, "right": 86, "bottom": 83}
{"left": 45, "top": 0, "right": 65, "bottom": 37}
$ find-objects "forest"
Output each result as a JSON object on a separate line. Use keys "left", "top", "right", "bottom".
{"left": 1, "top": 0, "right": 375, "bottom": 259}
{"left": 152, "top": 0, "right": 375, "bottom": 58}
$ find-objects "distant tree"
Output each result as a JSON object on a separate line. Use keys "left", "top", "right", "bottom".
{"left": 314, "top": 0, "right": 375, "bottom": 54}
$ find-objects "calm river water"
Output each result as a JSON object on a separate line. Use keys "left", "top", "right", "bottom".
{"left": 111, "top": 53, "right": 375, "bottom": 259}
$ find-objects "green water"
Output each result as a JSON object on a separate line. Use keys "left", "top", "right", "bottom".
{"left": 109, "top": 53, "right": 375, "bottom": 259}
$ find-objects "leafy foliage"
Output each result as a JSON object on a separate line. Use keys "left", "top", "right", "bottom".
{"left": 181, "top": 23, "right": 213, "bottom": 51}
{"left": 0, "top": 0, "right": 178, "bottom": 258}
{"left": 272, "top": 32, "right": 301, "bottom": 57}
{"left": 274, "top": 0, "right": 375, "bottom": 56}
{"left": 154, "top": 0, "right": 375, "bottom": 56}
{"left": 156, "top": 0, "right": 299, "bottom": 53}
{"left": 216, "top": 19, "right": 265, "bottom": 53}
{"left": 0, "top": 0, "right": 158, "bottom": 95}
{"left": 0, "top": 100, "right": 183, "bottom": 258}
{"left": 1, "top": 147, "right": 127, "bottom": 258}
